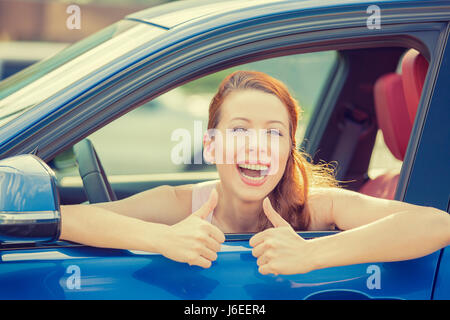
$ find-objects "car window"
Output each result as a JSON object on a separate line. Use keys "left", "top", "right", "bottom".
{"left": 367, "top": 129, "right": 403, "bottom": 179}
{"left": 74, "top": 50, "right": 338, "bottom": 176}
{"left": 0, "top": 20, "right": 164, "bottom": 127}
{"left": 366, "top": 48, "right": 428, "bottom": 182}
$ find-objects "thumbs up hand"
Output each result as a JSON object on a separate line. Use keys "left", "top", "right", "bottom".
{"left": 162, "top": 189, "right": 225, "bottom": 268}
{"left": 249, "top": 197, "right": 315, "bottom": 275}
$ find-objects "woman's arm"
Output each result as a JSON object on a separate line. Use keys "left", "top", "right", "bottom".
{"left": 59, "top": 203, "right": 169, "bottom": 252}
{"left": 250, "top": 189, "right": 450, "bottom": 275}
{"left": 59, "top": 184, "right": 192, "bottom": 249}
{"left": 88, "top": 184, "right": 193, "bottom": 225}
{"left": 59, "top": 187, "right": 225, "bottom": 268}
{"left": 308, "top": 188, "right": 450, "bottom": 269}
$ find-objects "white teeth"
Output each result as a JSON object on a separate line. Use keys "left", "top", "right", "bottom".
{"left": 238, "top": 164, "right": 269, "bottom": 171}
{"left": 240, "top": 173, "right": 265, "bottom": 181}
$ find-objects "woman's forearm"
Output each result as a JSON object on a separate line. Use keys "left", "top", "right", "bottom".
{"left": 59, "top": 204, "right": 170, "bottom": 253}
{"left": 309, "top": 208, "right": 450, "bottom": 270}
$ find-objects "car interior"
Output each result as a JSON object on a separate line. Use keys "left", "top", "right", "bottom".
{"left": 308, "top": 47, "right": 429, "bottom": 199}
{"left": 49, "top": 46, "right": 429, "bottom": 208}
{"left": 358, "top": 49, "right": 428, "bottom": 199}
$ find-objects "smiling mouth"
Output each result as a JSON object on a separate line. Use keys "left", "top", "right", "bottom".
{"left": 236, "top": 163, "right": 270, "bottom": 185}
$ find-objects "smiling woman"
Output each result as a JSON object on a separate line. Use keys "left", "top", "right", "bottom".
{"left": 58, "top": 70, "right": 449, "bottom": 274}
{"left": 202, "top": 70, "right": 340, "bottom": 232}
{"left": 1, "top": 0, "right": 450, "bottom": 301}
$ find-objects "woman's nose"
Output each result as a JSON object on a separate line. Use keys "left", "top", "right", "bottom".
{"left": 247, "top": 131, "right": 270, "bottom": 163}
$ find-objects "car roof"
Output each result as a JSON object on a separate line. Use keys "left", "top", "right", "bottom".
{"left": 125, "top": 0, "right": 428, "bottom": 29}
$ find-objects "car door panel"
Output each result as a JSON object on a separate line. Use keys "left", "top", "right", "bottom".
{"left": 432, "top": 246, "right": 450, "bottom": 300}
{"left": 0, "top": 236, "right": 441, "bottom": 300}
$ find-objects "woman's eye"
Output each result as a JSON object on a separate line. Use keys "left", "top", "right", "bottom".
{"left": 232, "top": 127, "right": 248, "bottom": 134}
{"left": 267, "top": 129, "right": 282, "bottom": 136}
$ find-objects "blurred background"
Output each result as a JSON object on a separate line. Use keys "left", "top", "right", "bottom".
{"left": 0, "top": 0, "right": 401, "bottom": 179}
{"left": 0, "top": 0, "right": 161, "bottom": 78}
{"left": 0, "top": 0, "right": 163, "bottom": 42}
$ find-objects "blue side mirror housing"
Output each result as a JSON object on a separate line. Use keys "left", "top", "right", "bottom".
{"left": 0, "top": 154, "right": 61, "bottom": 243}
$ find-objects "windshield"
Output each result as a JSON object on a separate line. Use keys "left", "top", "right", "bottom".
{"left": 0, "top": 20, "right": 165, "bottom": 127}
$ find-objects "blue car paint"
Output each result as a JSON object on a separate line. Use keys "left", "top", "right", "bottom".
{"left": 0, "top": 154, "right": 57, "bottom": 212}
{"left": 0, "top": 0, "right": 449, "bottom": 299}
{"left": 433, "top": 248, "right": 450, "bottom": 300}
{"left": 0, "top": 154, "right": 60, "bottom": 243}
{"left": 0, "top": 243, "right": 441, "bottom": 300}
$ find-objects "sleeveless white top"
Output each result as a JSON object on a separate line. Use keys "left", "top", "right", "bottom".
{"left": 191, "top": 179, "right": 220, "bottom": 222}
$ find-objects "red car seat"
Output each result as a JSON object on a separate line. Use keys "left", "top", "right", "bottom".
{"left": 402, "top": 49, "right": 429, "bottom": 124}
{"left": 359, "top": 49, "right": 429, "bottom": 199}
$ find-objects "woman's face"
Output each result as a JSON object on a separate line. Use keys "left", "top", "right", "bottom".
{"left": 206, "top": 89, "right": 292, "bottom": 202}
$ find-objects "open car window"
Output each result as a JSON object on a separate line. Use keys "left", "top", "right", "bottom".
{"left": 57, "top": 50, "right": 339, "bottom": 178}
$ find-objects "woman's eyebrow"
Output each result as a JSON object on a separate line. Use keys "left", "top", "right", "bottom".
{"left": 230, "top": 117, "right": 287, "bottom": 128}
{"left": 266, "top": 120, "right": 288, "bottom": 129}
{"left": 230, "top": 117, "right": 251, "bottom": 123}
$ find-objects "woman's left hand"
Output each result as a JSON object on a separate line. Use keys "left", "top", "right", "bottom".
{"left": 249, "top": 197, "right": 316, "bottom": 275}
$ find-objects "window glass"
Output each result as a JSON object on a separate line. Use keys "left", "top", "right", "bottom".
{"left": 367, "top": 129, "right": 404, "bottom": 179}
{"left": 74, "top": 50, "right": 338, "bottom": 176}
{"left": 367, "top": 48, "right": 428, "bottom": 181}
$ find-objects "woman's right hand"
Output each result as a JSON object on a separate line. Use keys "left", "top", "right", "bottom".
{"left": 159, "top": 188, "right": 225, "bottom": 268}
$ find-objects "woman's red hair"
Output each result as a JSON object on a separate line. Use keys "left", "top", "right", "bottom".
{"left": 208, "top": 70, "right": 340, "bottom": 231}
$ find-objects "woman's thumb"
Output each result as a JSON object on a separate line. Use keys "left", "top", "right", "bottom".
{"left": 263, "top": 197, "right": 290, "bottom": 228}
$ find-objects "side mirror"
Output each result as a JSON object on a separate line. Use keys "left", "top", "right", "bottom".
{"left": 0, "top": 154, "right": 61, "bottom": 244}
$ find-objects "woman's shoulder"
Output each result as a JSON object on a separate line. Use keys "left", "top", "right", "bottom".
{"left": 173, "top": 179, "right": 220, "bottom": 214}
{"left": 172, "top": 183, "right": 194, "bottom": 206}
{"left": 190, "top": 179, "right": 220, "bottom": 213}
{"left": 305, "top": 187, "right": 337, "bottom": 231}
{"left": 139, "top": 183, "right": 193, "bottom": 224}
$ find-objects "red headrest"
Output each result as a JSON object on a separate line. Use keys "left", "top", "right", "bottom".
{"left": 373, "top": 73, "right": 412, "bottom": 161}
{"left": 373, "top": 49, "right": 428, "bottom": 161}
{"left": 401, "top": 49, "right": 429, "bottom": 124}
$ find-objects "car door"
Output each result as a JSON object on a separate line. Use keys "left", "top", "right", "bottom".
{"left": 0, "top": 42, "right": 442, "bottom": 302}
{"left": 1, "top": 2, "right": 449, "bottom": 300}
{"left": 408, "top": 26, "right": 450, "bottom": 300}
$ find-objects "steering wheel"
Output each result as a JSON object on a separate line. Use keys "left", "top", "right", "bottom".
{"left": 73, "top": 138, "right": 117, "bottom": 203}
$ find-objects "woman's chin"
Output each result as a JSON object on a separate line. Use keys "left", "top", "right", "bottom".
{"left": 234, "top": 176, "right": 277, "bottom": 201}
{"left": 235, "top": 190, "right": 266, "bottom": 203}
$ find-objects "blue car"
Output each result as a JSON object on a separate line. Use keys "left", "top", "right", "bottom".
{"left": 0, "top": 0, "right": 449, "bottom": 300}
